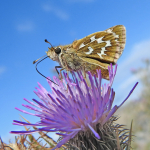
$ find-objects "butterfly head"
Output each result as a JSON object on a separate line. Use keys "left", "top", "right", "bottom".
{"left": 46, "top": 46, "right": 62, "bottom": 62}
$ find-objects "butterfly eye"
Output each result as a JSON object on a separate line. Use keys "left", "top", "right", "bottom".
{"left": 55, "top": 47, "right": 61, "bottom": 54}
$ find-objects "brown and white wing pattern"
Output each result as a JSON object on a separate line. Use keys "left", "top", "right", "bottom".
{"left": 73, "top": 25, "right": 126, "bottom": 64}
{"left": 72, "top": 25, "right": 126, "bottom": 79}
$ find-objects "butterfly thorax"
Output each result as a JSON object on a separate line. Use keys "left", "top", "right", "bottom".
{"left": 59, "top": 51, "right": 83, "bottom": 71}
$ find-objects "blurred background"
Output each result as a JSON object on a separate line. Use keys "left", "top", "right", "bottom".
{"left": 0, "top": 0, "right": 150, "bottom": 149}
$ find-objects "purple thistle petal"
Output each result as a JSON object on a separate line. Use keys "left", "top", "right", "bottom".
{"left": 119, "top": 82, "right": 138, "bottom": 108}
{"left": 12, "top": 120, "right": 43, "bottom": 126}
{"left": 88, "top": 123, "right": 100, "bottom": 139}
{"left": 15, "top": 107, "right": 37, "bottom": 116}
{"left": 10, "top": 130, "right": 40, "bottom": 134}
{"left": 23, "top": 98, "right": 40, "bottom": 108}
{"left": 101, "top": 105, "right": 118, "bottom": 125}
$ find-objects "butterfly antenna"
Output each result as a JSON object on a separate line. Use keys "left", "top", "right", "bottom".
{"left": 33, "top": 54, "right": 47, "bottom": 64}
{"left": 45, "top": 39, "right": 55, "bottom": 50}
{"left": 34, "top": 56, "right": 59, "bottom": 86}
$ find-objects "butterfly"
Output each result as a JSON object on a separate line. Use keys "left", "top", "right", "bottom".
{"left": 36, "top": 25, "right": 126, "bottom": 81}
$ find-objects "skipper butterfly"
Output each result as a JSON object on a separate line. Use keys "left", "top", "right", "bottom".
{"left": 45, "top": 25, "right": 126, "bottom": 80}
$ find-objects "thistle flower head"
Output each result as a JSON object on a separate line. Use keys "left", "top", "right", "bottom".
{"left": 10, "top": 64, "right": 138, "bottom": 149}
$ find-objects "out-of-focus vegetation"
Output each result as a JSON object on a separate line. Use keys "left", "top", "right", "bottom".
{"left": 116, "top": 59, "right": 150, "bottom": 150}
{"left": 0, "top": 116, "right": 66, "bottom": 150}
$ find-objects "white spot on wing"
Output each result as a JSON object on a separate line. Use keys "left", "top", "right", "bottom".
{"left": 107, "top": 28, "right": 119, "bottom": 39}
{"left": 105, "top": 40, "right": 111, "bottom": 47}
{"left": 79, "top": 43, "right": 85, "bottom": 49}
{"left": 96, "top": 36, "right": 103, "bottom": 43}
{"left": 97, "top": 47, "right": 107, "bottom": 58}
{"left": 85, "top": 47, "right": 93, "bottom": 54}
{"left": 96, "top": 36, "right": 112, "bottom": 47}
{"left": 106, "top": 29, "right": 113, "bottom": 33}
{"left": 90, "top": 35, "right": 96, "bottom": 42}
{"left": 114, "top": 34, "right": 119, "bottom": 38}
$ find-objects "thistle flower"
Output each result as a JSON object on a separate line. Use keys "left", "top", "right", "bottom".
{"left": 10, "top": 64, "right": 138, "bottom": 150}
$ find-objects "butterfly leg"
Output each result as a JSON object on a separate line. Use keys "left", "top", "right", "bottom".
{"left": 55, "top": 66, "right": 62, "bottom": 75}
{"left": 59, "top": 68, "right": 69, "bottom": 80}
{"left": 82, "top": 64, "right": 90, "bottom": 87}
{"left": 59, "top": 68, "right": 65, "bottom": 80}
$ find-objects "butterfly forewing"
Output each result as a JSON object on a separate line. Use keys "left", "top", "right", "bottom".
{"left": 72, "top": 25, "right": 126, "bottom": 79}
{"left": 106, "top": 25, "right": 126, "bottom": 53}
{"left": 75, "top": 25, "right": 126, "bottom": 63}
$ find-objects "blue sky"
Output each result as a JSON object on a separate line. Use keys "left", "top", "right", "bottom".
{"left": 1, "top": 0, "right": 150, "bottom": 143}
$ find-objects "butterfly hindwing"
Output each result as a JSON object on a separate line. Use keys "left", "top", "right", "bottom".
{"left": 78, "top": 57, "right": 110, "bottom": 79}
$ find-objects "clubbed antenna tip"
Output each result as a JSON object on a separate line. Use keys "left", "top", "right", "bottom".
{"left": 45, "top": 39, "right": 48, "bottom": 43}
{"left": 33, "top": 60, "right": 37, "bottom": 64}
{"left": 44, "top": 39, "right": 54, "bottom": 48}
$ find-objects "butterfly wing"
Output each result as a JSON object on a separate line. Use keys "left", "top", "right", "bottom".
{"left": 72, "top": 25, "right": 126, "bottom": 79}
